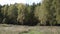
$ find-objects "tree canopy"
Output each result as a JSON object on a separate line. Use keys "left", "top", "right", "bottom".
{"left": 0, "top": 0, "right": 60, "bottom": 26}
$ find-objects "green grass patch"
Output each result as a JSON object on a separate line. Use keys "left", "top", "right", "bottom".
{"left": 20, "top": 30, "right": 42, "bottom": 34}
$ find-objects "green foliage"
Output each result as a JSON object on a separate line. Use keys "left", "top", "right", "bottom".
{"left": 54, "top": 0, "right": 60, "bottom": 24}
{"left": 16, "top": 4, "right": 26, "bottom": 24}
{"left": 0, "top": 0, "right": 60, "bottom": 26}
{"left": 23, "top": 3, "right": 39, "bottom": 25}
{"left": 41, "top": 0, "right": 54, "bottom": 25}
{"left": 0, "top": 5, "right": 3, "bottom": 23}
{"left": 1, "top": 5, "right": 8, "bottom": 17}
{"left": 6, "top": 4, "right": 18, "bottom": 24}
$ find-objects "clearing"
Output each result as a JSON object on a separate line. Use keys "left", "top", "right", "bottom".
{"left": 0, "top": 24, "right": 60, "bottom": 34}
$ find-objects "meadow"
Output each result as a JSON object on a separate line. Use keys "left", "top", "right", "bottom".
{"left": 0, "top": 24, "right": 60, "bottom": 34}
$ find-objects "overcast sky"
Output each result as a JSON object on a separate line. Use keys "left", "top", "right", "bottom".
{"left": 0, "top": 0, "right": 42, "bottom": 5}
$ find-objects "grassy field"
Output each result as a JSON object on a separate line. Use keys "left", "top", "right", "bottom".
{"left": 0, "top": 24, "right": 60, "bottom": 34}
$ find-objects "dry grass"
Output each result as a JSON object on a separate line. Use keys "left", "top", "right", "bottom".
{"left": 0, "top": 24, "right": 60, "bottom": 34}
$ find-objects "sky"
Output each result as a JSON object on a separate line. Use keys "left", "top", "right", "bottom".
{"left": 0, "top": 0, "right": 42, "bottom": 5}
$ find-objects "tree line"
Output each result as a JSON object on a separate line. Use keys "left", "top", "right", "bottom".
{"left": 0, "top": 0, "right": 60, "bottom": 26}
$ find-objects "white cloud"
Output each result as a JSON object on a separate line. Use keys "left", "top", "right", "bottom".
{"left": 10, "top": 0, "right": 26, "bottom": 3}
{"left": 0, "top": 0, "right": 10, "bottom": 5}
{"left": 0, "top": 0, "right": 26, "bottom": 5}
{"left": 0, "top": 0, "right": 42, "bottom": 5}
{"left": 26, "top": 0, "right": 42, "bottom": 5}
